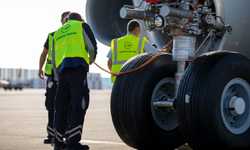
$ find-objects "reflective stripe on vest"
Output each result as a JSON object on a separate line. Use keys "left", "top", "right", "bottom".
{"left": 45, "top": 33, "right": 53, "bottom": 76}
{"left": 54, "top": 20, "right": 89, "bottom": 70}
{"left": 111, "top": 35, "right": 146, "bottom": 83}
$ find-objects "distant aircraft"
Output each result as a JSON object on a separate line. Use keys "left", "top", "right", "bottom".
{"left": 0, "top": 68, "right": 27, "bottom": 90}
{"left": 0, "top": 79, "right": 23, "bottom": 90}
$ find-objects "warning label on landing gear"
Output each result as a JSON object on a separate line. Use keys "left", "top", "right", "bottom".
{"left": 185, "top": 94, "right": 190, "bottom": 103}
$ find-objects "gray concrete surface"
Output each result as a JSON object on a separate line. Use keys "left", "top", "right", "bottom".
{"left": 0, "top": 89, "right": 192, "bottom": 150}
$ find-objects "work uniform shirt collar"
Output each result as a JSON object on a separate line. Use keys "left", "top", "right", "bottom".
{"left": 127, "top": 33, "right": 137, "bottom": 37}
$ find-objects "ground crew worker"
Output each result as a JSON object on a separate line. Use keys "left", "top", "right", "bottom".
{"left": 107, "top": 20, "right": 158, "bottom": 83}
{"left": 38, "top": 11, "right": 71, "bottom": 144}
{"left": 51, "top": 12, "right": 97, "bottom": 150}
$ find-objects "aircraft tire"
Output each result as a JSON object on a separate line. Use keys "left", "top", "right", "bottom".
{"left": 177, "top": 51, "right": 250, "bottom": 150}
{"left": 111, "top": 52, "right": 185, "bottom": 150}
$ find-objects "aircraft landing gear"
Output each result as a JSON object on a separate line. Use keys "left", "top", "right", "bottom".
{"left": 111, "top": 52, "right": 185, "bottom": 149}
{"left": 177, "top": 51, "right": 250, "bottom": 150}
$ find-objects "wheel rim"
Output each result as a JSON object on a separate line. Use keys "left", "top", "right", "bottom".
{"left": 221, "top": 78, "right": 250, "bottom": 134}
{"left": 151, "top": 78, "right": 178, "bottom": 130}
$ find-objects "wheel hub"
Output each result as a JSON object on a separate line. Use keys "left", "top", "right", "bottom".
{"left": 221, "top": 78, "right": 250, "bottom": 134}
{"left": 229, "top": 96, "right": 246, "bottom": 116}
{"left": 151, "top": 78, "right": 178, "bottom": 131}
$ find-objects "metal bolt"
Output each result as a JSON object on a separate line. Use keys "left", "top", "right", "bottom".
{"left": 208, "top": 16, "right": 211, "bottom": 22}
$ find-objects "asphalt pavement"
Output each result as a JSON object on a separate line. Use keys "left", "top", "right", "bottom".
{"left": 0, "top": 88, "right": 192, "bottom": 150}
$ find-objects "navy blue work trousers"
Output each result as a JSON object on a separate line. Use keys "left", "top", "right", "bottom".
{"left": 54, "top": 66, "right": 89, "bottom": 148}
{"left": 45, "top": 78, "right": 57, "bottom": 138}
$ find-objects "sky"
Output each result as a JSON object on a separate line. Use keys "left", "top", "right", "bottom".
{"left": 0, "top": 0, "right": 111, "bottom": 78}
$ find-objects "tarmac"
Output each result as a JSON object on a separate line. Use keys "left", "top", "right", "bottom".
{"left": 0, "top": 88, "right": 192, "bottom": 150}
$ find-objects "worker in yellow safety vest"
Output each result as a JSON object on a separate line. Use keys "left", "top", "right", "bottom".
{"left": 51, "top": 12, "right": 97, "bottom": 150}
{"left": 107, "top": 20, "right": 158, "bottom": 83}
{"left": 38, "top": 11, "right": 71, "bottom": 145}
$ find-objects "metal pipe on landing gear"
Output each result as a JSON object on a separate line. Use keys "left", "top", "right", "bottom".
{"left": 174, "top": 62, "right": 186, "bottom": 98}
{"left": 120, "top": 7, "right": 155, "bottom": 20}
{"left": 153, "top": 101, "right": 174, "bottom": 108}
{"left": 173, "top": 35, "right": 197, "bottom": 98}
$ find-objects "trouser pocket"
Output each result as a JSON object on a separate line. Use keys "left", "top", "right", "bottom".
{"left": 78, "top": 88, "right": 90, "bottom": 110}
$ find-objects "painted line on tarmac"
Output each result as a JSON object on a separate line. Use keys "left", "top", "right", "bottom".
{"left": 80, "top": 139, "right": 125, "bottom": 145}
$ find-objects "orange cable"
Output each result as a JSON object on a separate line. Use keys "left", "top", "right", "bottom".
{"left": 94, "top": 0, "right": 199, "bottom": 76}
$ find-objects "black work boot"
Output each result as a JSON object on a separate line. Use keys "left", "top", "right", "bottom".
{"left": 43, "top": 136, "right": 54, "bottom": 144}
{"left": 54, "top": 146, "right": 62, "bottom": 150}
{"left": 54, "top": 143, "right": 67, "bottom": 150}
{"left": 66, "top": 144, "right": 89, "bottom": 150}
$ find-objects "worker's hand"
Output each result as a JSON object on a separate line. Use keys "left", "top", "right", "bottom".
{"left": 162, "top": 46, "right": 171, "bottom": 53}
{"left": 157, "top": 49, "right": 167, "bottom": 52}
{"left": 38, "top": 69, "right": 44, "bottom": 80}
{"left": 89, "top": 61, "right": 93, "bottom": 65}
{"left": 152, "top": 43, "right": 157, "bottom": 48}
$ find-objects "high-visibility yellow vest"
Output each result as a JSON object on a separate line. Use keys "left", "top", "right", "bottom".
{"left": 53, "top": 20, "right": 89, "bottom": 73}
{"left": 45, "top": 32, "right": 53, "bottom": 77}
{"left": 111, "top": 34, "right": 147, "bottom": 83}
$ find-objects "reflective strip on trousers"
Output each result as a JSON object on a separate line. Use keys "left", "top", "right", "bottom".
{"left": 54, "top": 128, "right": 64, "bottom": 142}
{"left": 47, "top": 125, "right": 55, "bottom": 137}
{"left": 65, "top": 125, "right": 83, "bottom": 140}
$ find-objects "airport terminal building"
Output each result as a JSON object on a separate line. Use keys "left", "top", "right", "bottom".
{"left": 0, "top": 68, "right": 110, "bottom": 89}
